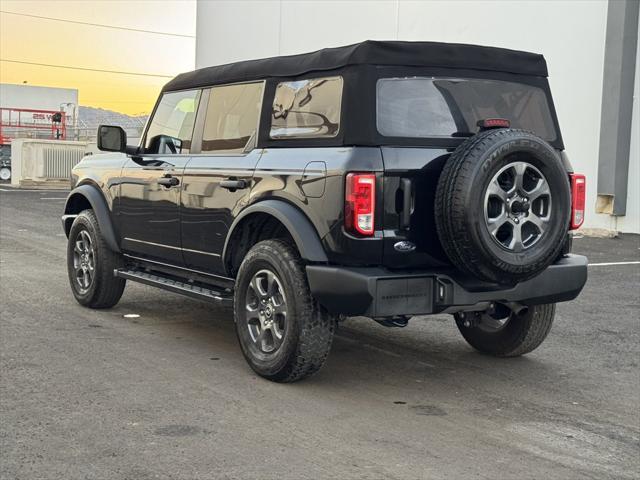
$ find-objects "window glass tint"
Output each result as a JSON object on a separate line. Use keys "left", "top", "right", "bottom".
{"left": 201, "top": 82, "right": 264, "bottom": 153}
{"left": 145, "top": 89, "right": 200, "bottom": 154}
{"left": 377, "top": 77, "right": 556, "bottom": 141}
{"left": 271, "top": 77, "right": 343, "bottom": 139}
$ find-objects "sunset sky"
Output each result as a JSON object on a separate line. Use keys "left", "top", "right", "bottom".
{"left": 0, "top": 0, "right": 196, "bottom": 115}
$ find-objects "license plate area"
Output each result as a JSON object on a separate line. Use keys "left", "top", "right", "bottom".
{"left": 375, "top": 277, "right": 433, "bottom": 316}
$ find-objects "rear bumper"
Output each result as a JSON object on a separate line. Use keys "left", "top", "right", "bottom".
{"left": 306, "top": 254, "right": 588, "bottom": 317}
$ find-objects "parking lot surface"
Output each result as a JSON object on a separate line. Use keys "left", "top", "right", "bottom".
{"left": 1, "top": 188, "right": 639, "bottom": 480}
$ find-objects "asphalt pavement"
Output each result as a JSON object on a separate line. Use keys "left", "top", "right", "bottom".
{"left": 1, "top": 188, "right": 638, "bottom": 480}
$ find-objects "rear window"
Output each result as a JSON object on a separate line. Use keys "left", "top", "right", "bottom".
{"left": 377, "top": 77, "right": 556, "bottom": 142}
{"left": 270, "top": 76, "right": 343, "bottom": 139}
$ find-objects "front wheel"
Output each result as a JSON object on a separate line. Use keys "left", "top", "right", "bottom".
{"left": 67, "top": 210, "right": 126, "bottom": 308}
{"left": 234, "top": 239, "right": 336, "bottom": 382}
{"left": 454, "top": 304, "right": 555, "bottom": 357}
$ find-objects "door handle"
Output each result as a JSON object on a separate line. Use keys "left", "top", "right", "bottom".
{"left": 400, "top": 178, "right": 413, "bottom": 229}
{"left": 158, "top": 175, "right": 179, "bottom": 187}
{"left": 220, "top": 179, "right": 248, "bottom": 190}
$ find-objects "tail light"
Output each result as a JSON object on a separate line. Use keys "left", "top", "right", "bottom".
{"left": 570, "top": 174, "right": 586, "bottom": 229}
{"left": 345, "top": 173, "right": 376, "bottom": 236}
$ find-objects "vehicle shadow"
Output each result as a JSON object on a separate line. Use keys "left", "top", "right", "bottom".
{"left": 115, "top": 285, "right": 560, "bottom": 396}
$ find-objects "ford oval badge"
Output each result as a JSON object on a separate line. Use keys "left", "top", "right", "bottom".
{"left": 394, "top": 241, "right": 416, "bottom": 253}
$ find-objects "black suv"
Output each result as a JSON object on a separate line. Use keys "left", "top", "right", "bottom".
{"left": 63, "top": 41, "right": 587, "bottom": 382}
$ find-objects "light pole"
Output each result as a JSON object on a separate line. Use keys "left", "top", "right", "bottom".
{"left": 60, "top": 102, "right": 77, "bottom": 140}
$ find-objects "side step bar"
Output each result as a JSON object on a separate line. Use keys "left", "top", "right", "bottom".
{"left": 114, "top": 268, "right": 233, "bottom": 305}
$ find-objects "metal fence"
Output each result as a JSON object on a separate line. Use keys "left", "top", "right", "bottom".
{"left": 67, "top": 126, "right": 144, "bottom": 143}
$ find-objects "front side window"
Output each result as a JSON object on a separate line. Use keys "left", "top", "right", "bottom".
{"left": 145, "top": 89, "right": 201, "bottom": 154}
{"left": 201, "top": 82, "right": 264, "bottom": 154}
{"left": 271, "top": 76, "right": 343, "bottom": 139}
{"left": 377, "top": 77, "right": 557, "bottom": 142}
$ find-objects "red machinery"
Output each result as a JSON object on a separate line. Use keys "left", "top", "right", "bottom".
{"left": 0, "top": 107, "right": 67, "bottom": 145}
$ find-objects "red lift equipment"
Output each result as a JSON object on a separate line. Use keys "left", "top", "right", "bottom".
{"left": 0, "top": 107, "right": 67, "bottom": 145}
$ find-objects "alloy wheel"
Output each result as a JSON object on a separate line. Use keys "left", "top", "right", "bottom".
{"left": 484, "top": 161, "right": 552, "bottom": 252}
{"left": 73, "top": 229, "right": 95, "bottom": 293}
{"left": 245, "top": 269, "right": 287, "bottom": 353}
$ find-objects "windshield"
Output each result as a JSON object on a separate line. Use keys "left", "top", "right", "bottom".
{"left": 376, "top": 77, "right": 557, "bottom": 142}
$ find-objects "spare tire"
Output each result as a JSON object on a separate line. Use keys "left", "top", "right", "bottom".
{"left": 435, "top": 129, "right": 570, "bottom": 284}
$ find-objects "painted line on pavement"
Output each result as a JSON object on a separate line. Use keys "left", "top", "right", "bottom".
{"left": 0, "top": 188, "right": 68, "bottom": 193}
{"left": 589, "top": 261, "right": 640, "bottom": 267}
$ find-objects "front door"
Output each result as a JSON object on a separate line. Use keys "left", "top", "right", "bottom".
{"left": 117, "top": 156, "right": 190, "bottom": 264}
{"left": 180, "top": 81, "right": 265, "bottom": 274}
{"left": 115, "top": 88, "right": 202, "bottom": 265}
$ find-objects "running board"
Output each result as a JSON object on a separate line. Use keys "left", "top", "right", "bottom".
{"left": 114, "top": 268, "right": 233, "bottom": 305}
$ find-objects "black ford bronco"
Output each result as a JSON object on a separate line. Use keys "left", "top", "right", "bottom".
{"left": 63, "top": 41, "right": 588, "bottom": 382}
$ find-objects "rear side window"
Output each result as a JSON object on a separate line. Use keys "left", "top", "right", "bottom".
{"left": 201, "top": 82, "right": 264, "bottom": 153}
{"left": 145, "top": 89, "right": 201, "bottom": 154}
{"left": 377, "top": 77, "right": 556, "bottom": 142}
{"left": 270, "top": 76, "right": 343, "bottom": 139}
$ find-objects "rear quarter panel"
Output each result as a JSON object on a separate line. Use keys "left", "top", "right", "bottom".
{"left": 250, "top": 147, "right": 384, "bottom": 266}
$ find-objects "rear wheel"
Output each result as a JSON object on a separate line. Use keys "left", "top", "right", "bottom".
{"left": 454, "top": 304, "right": 555, "bottom": 357}
{"left": 67, "top": 210, "right": 125, "bottom": 308}
{"left": 234, "top": 239, "right": 335, "bottom": 382}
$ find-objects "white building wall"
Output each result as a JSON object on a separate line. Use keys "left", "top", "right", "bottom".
{"left": 196, "top": 0, "right": 639, "bottom": 233}
{"left": 0, "top": 84, "right": 78, "bottom": 112}
{"left": 619, "top": 34, "right": 640, "bottom": 233}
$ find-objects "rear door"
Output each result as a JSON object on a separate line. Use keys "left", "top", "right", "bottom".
{"left": 180, "top": 82, "right": 265, "bottom": 274}
{"left": 116, "top": 89, "right": 201, "bottom": 265}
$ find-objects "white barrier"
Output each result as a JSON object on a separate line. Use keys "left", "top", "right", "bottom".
{"left": 10, "top": 139, "right": 93, "bottom": 187}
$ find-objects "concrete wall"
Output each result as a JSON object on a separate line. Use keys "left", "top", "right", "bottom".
{"left": 196, "top": 0, "right": 638, "bottom": 233}
{"left": 11, "top": 138, "right": 89, "bottom": 187}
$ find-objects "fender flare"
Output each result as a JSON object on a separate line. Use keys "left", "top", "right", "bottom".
{"left": 222, "top": 199, "right": 328, "bottom": 271}
{"left": 63, "top": 184, "right": 120, "bottom": 253}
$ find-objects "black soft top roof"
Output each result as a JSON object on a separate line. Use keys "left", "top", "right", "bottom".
{"left": 163, "top": 40, "right": 548, "bottom": 92}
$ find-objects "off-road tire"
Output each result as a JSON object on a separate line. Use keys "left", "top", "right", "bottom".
{"left": 234, "top": 239, "right": 336, "bottom": 382}
{"left": 455, "top": 304, "right": 556, "bottom": 357}
{"left": 435, "top": 129, "right": 571, "bottom": 284}
{"left": 67, "top": 209, "right": 125, "bottom": 308}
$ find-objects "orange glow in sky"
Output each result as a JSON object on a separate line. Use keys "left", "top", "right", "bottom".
{"left": 0, "top": 0, "right": 196, "bottom": 115}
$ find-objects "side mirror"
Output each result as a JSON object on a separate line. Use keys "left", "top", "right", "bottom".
{"left": 97, "top": 125, "right": 127, "bottom": 152}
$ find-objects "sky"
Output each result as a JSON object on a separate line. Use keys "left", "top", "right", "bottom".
{"left": 0, "top": 0, "right": 196, "bottom": 115}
